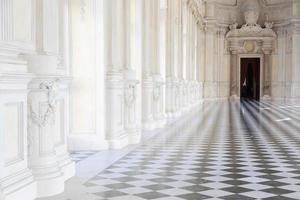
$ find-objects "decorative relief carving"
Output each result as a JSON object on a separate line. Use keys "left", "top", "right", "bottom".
{"left": 244, "top": 41, "right": 256, "bottom": 52}
{"left": 229, "top": 23, "right": 238, "bottom": 30}
{"left": 153, "top": 85, "right": 161, "bottom": 102}
{"left": 243, "top": 10, "right": 260, "bottom": 27}
{"left": 227, "top": 23, "right": 276, "bottom": 38}
{"left": 29, "top": 80, "right": 60, "bottom": 127}
{"left": 175, "top": 83, "right": 180, "bottom": 99}
{"left": 153, "top": 81, "right": 164, "bottom": 102}
{"left": 124, "top": 81, "right": 138, "bottom": 108}
{"left": 264, "top": 21, "right": 274, "bottom": 29}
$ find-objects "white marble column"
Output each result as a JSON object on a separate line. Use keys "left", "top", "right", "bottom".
{"left": 123, "top": 0, "right": 141, "bottom": 144}
{"left": 204, "top": 24, "right": 217, "bottom": 99}
{"left": 263, "top": 52, "right": 272, "bottom": 99}
{"left": 182, "top": 0, "right": 189, "bottom": 110}
{"left": 199, "top": 26, "right": 205, "bottom": 100}
{"left": 177, "top": 0, "right": 185, "bottom": 111}
{"left": 189, "top": 17, "right": 194, "bottom": 104}
{"left": 152, "top": 0, "right": 166, "bottom": 128}
{"left": 191, "top": 19, "right": 197, "bottom": 104}
{"left": 173, "top": 0, "right": 182, "bottom": 116}
{"left": 68, "top": 0, "right": 108, "bottom": 151}
{"left": 196, "top": 24, "right": 202, "bottom": 102}
{"left": 165, "top": 0, "right": 177, "bottom": 119}
{"left": 230, "top": 51, "right": 238, "bottom": 98}
{"left": 291, "top": 21, "right": 300, "bottom": 98}
{"left": 104, "top": 0, "right": 128, "bottom": 147}
{"left": 185, "top": 6, "right": 192, "bottom": 107}
{"left": 25, "top": 0, "right": 74, "bottom": 197}
{"left": 142, "top": 0, "right": 156, "bottom": 130}
{"left": 28, "top": 79, "right": 66, "bottom": 197}
{"left": 216, "top": 28, "right": 229, "bottom": 99}
{"left": 273, "top": 28, "right": 288, "bottom": 99}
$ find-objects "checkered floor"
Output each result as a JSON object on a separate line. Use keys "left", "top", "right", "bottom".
{"left": 45, "top": 100, "right": 300, "bottom": 200}
{"left": 70, "top": 151, "right": 100, "bottom": 163}
{"left": 82, "top": 100, "right": 300, "bottom": 200}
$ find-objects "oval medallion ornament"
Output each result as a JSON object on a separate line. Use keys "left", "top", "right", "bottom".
{"left": 244, "top": 41, "right": 255, "bottom": 53}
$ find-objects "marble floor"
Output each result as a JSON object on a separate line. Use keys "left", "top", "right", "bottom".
{"left": 43, "top": 100, "right": 300, "bottom": 200}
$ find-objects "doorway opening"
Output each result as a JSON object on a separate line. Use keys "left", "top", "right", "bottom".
{"left": 240, "top": 58, "right": 260, "bottom": 101}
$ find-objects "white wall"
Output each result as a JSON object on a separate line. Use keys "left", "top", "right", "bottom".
{"left": 1, "top": 0, "right": 74, "bottom": 199}
{"left": 0, "top": 0, "right": 37, "bottom": 199}
{"left": 68, "top": 0, "right": 107, "bottom": 150}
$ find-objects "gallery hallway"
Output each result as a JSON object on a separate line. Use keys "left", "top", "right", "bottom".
{"left": 44, "top": 100, "right": 300, "bottom": 200}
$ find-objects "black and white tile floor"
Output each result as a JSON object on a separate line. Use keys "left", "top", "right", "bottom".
{"left": 44, "top": 100, "right": 300, "bottom": 200}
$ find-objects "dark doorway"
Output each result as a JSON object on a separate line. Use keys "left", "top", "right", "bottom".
{"left": 240, "top": 58, "right": 260, "bottom": 101}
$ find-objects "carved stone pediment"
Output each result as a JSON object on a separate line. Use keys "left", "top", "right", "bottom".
{"left": 226, "top": 24, "right": 276, "bottom": 38}
{"left": 226, "top": 24, "right": 276, "bottom": 54}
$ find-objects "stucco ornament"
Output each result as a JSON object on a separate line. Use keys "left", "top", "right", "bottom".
{"left": 124, "top": 81, "right": 138, "bottom": 107}
{"left": 226, "top": 0, "right": 276, "bottom": 39}
{"left": 229, "top": 22, "right": 238, "bottom": 30}
{"left": 242, "top": 0, "right": 260, "bottom": 28}
{"left": 29, "top": 80, "right": 60, "bottom": 127}
{"left": 243, "top": 10, "right": 259, "bottom": 27}
{"left": 153, "top": 82, "right": 163, "bottom": 102}
{"left": 265, "top": 21, "right": 274, "bottom": 29}
{"left": 175, "top": 84, "right": 180, "bottom": 98}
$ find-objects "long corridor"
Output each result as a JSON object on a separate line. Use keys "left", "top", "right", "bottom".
{"left": 53, "top": 101, "right": 300, "bottom": 200}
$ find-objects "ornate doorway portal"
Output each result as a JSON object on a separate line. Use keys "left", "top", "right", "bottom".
{"left": 240, "top": 58, "right": 260, "bottom": 101}
{"left": 226, "top": 0, "right": 276, "bottom": 100}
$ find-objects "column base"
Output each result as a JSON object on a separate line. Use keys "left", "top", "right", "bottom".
{"left": 127, "top": 129, "right": 142, "bottom": 145}
{"left": 154, "top": 117, "right": 166, "bottom": 128}
{"left": 181, "top": 106, "right": 189, "bottom": 114}
{"left": 57, "top": 154, "right": 76, "bottom": 181}
{"left": 32, "top": 163, "right": 64, "bottom": 198}
{"left": 108, "top": 133, "right": 129, "bottom": 149}
{"left": 165, "top": 112, "right": 175, "bottom": 120}
{"left": 291, "top": 83, "right": 300, "bottom": 98}
{"left": 142, "top": 120, "right": 156, "bottom": 131}
{"left": 0, "top": 170, "right": 37, "bottom": 200}
{"left": 230, "top": 95, "right": 240, "bottom": 101}
{"left": 262, "top": 95, "right": 272, "bottom": 101}
{"left": 172, "top": 110, "right": 182, "bottom": 118}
